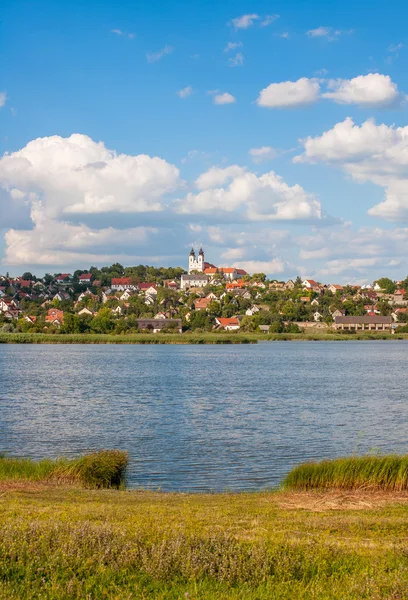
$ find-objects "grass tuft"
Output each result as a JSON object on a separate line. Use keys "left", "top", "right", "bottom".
{"left": 283, "top": 455, "right": 408, "bottom": 491}
{"left": 0, "top": 450, "right": 128, "bottom": 489}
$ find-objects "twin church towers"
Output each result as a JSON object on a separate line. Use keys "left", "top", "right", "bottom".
{"left": 188, "top": 247, "right": 205, "bottom": 274}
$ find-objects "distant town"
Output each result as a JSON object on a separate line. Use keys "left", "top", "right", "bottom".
{"left": 1, "top": 247, "right": 407, "bottom": 334}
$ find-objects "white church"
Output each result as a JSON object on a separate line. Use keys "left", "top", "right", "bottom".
{"left": 188, "top": 247, "right": 205, "bottom": 273}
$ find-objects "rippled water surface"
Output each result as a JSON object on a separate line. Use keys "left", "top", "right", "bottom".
{"left": 1, "top": 342, "right": 407, "bottom": 491}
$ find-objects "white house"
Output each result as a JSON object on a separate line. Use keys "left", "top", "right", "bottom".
{"left": 180, "top": 274, "right": 209, "bottom": 290}
{"left": 245, "top": 305, "right": 260, "bottom": 316}
{"left": 215, "top": 317, "right": 240, "bottom": 331}
{"left": 313, "top": 311, "right": 323, "bottom": 322}
{"left": 111, "top": 278, "right": 138, "bottom": 291}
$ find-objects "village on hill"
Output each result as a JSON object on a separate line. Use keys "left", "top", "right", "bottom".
{"left": 1, "top": 247, "right": 407, "bottom": 335}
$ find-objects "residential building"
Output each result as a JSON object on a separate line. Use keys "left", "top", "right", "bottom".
{"left": 136, "top": 318, "right": 182, "bottom": 333}
{"left": 180, "top": 273, "right": 209, "bottom": 290}
{"left": 334, "top": 315, "right": 393, "bottom": 331}
{"left": 215, "top": 317, "right": 240, "bottom": 331}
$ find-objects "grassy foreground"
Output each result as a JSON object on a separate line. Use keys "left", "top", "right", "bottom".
{"left": 1, "top": 331, "right": 408, "bottom": 344}
{"left": 2, "top": 453, "right": 408, "bottom": 598}
{"left": 1, "top": 483, "right": 408, "bottom": 599}
{"left": 284, "top": 455, "right": 408, "bottom": 491}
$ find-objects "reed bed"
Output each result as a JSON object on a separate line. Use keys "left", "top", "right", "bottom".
{"left": 0, "top": 332, "right": 406, "bottom": 344}
{"left": 284, "top": 455, "right": 408, "bottom": 491}
{"left": 0, "top": 450, "right": 128, "bottom": 488}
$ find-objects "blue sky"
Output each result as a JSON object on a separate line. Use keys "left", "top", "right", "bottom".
{"left": 1, "top": 0, "right": 408, "bottom": 282}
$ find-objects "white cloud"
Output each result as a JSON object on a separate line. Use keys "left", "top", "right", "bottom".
{"left": 279, "top": 32, "right": 289, "bottom": 39}
{"left": 257, "top": 78, "right": 320, "bottom": 108}
{"left": 231, "top": 14, "right": 260, "bottom": 29}
{"left": 294, "top": 117, "right": 408, "bottom": 221}
{"left": 322, "top": 73, "right": 405, "bottom": 107}
{"left": 228, "top": 52, "right": 244, "bottom": 67}
{"left": 111, "top": 29, "right": 135, "bottom": 39}
{"left": 306, "top": 26, "right": 352, "bottom": 41}
{"left": 0, "top": 92, "right": 6, "bottom": 108}
{"left": 146, "top": 45, "right": 173, "bottom": 63}
{"left": 177, "top": 165, "right": 321, "bottom": 222}
{"left": 4, "top": 202, "right": 158, "bottom": 265}
{"left": 249, "top": 146, "right": 277, "bottom": 163}
{"left": 213, "top": 92, "right": 236, "bottom": 105}
{"left": 224, "top": 41, "right": 242, "bottom": 52}
{"left": 177, "top": 86, "right": 193, "bottom": 98}
{"left": 0, "top": 134, "right": 181, "bottom": 217}
{"left": 234, "top": 258, "right": 285, "bottom": 275}
{"left": 220, "top": 247, "right": 246, "bottom": 260}
{"left": 261, "top": 14, "right": 280, "bottom": 27}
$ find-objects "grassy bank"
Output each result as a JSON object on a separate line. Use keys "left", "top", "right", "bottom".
{"left": 1, "top": 484, "right": 408, "bottom": 599}
{"left": 1, "top": 331, "right": 408, "bottom": 344}
{"left": 0, "top": 451, "right": 128, "bottom": 488}
{"left": 284, "top": 455, "right": 408, "bottom": 491}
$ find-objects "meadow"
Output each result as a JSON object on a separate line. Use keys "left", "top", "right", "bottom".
{"left": 1, "top": 453, "right": 408, "bottom": 598}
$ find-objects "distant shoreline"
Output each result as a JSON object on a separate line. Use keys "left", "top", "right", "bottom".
{"left": 1, "top": 332, "right": 407, "bottom": 344}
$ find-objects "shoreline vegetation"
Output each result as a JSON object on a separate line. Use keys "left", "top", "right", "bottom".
{"left": 1, "top": 331, "right": 408, "bottom": 344}
{"left": 2, "top": 454, "right": 408, "bottom": 598}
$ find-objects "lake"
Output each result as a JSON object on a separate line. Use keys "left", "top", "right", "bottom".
{"left": 1, "top": 341, "right": 407, "bottom": 492}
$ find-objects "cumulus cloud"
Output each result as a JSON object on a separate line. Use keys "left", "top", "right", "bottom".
{"left": 294, "top": 117, "right": 408, "bottom": 221}
{"left": 213, "top": 92, "right": 236, "bottom": 105}
{"left": 0, "top": 92, "right": 6, "bottom": 108}
{"left": 228, "top": 52, "right": 244, "bottom": 67}
{"left": 177, "top": 86, "right": 193, "bottom": 98}
{"left": 177, "top": 165, "right": 321, "bottom": 222}
{"left": 146, "top": 45, "right": 173, "bottom": 63}
{"left": 233, "top": 258, "right": 285, "bottom": 274}
{"left": 257, "top": 78, "right": 320, "bottom": 108}
{"left": 0, "top": 134, "right": 181, "bottom": 217}
{"left": 4, "top": 202, "right": 158, "bottom": 265}
{"left": 249, "top": 147, "right": 277, "bottom": 163}
{"left": 231, "top": 14, "right": 260, "bottom": 29}
{"left": 224, "top": 41, "right": 242, "bottom": 52}
{"left": 322, "top": 73, "right": 406, "bottom": 107}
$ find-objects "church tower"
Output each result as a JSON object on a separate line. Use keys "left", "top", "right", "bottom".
{"left": 188, "top": 247, "right": 196, "bottom": 274}
{"left": 197, "top": 247, "right": 204, "bottom": 272}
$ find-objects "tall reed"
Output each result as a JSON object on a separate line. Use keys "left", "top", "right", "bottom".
{"left": 284, "top": 455, "right": 408, "bottom": 491}
{"left": 0, "top": 450, "right": 128, "bottom": 488}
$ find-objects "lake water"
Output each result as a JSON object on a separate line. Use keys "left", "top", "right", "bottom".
{"left": 1, "top": 341, "right": 407, "bottom": 492}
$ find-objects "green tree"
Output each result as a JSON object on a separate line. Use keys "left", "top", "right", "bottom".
{"left": 375, "top": 278, "right": 396, "bottom": 294}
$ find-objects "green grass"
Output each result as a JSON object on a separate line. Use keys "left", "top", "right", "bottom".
{"left": 0, "top": 450, "right": 128, "bottom": 488}
{"left": 1, "top": 485, "right": 408, "bottom": 599}
{"left": 1, "top": 331, "right": 408, "bottom": 344}
{"left": 284, "top": 455, "right": 408, "bottom": 491}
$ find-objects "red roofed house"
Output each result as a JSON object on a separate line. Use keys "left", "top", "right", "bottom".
{"left": 111, "top": 277, "right": 138, "bottom": 291}
{"left": 45, "top": 308, "right": 64, "bottom": 326}
{"left": 56, "top": 274, "right": 71, "bottom": 284}
{"left": 194, "top": 298, "right": 211, "bottom": 311}
{"left": 302, "top": 279, "right": 319, "bottom": 290}
{"left": 215, "top": 317, "right": 240, "bottom": 331}
{"left": 219, "top": 267, "right": 238, "bottom": 281}
{"left": 79, "top": 273, "right": 93, "bottom": 285}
